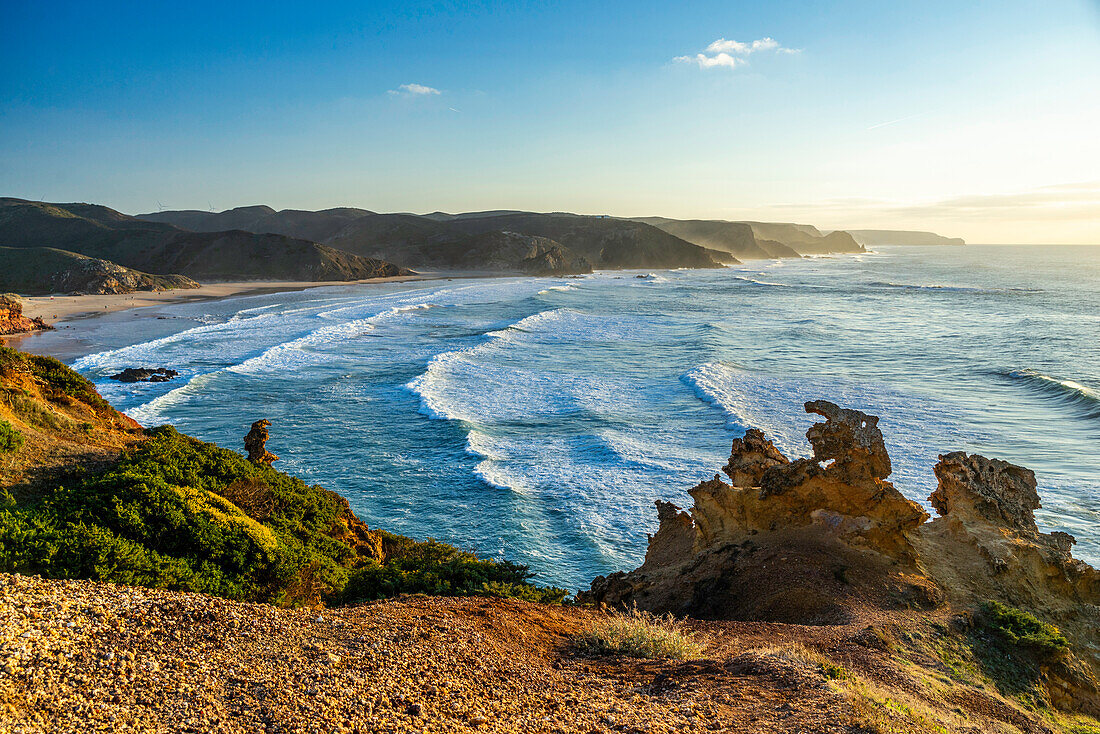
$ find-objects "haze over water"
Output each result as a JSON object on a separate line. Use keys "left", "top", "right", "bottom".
{"left": 51, "top": 245, "right": 1100, "bottom": 591}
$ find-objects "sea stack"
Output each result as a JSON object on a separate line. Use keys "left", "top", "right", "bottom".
{"left": 244, "top": 419, "right": 278, "bottom": 466}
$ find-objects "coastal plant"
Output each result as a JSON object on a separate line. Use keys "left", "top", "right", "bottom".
{"left": 342, "top": 535, "right": 568, "bottom": 605}
{"left": 0, "top": 419, "right": 23, "bottom": 453}
{"left": 846, "top": 676, "right": 951, "bottom": 734}
{"left": 961, "top": 600, "right": 1069, "bottom": 709}
{"left": 976, "top": 600, "right": 1068, "bottom": 656}
{"left": 575, "top": 606, "right": 703, "bottom": 659}
{"left": 0, "top": 347, "right": 110, "bottom": 413}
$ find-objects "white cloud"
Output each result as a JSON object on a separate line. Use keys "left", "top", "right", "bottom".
{"left": 389, "top": 83, "right": 441, "bottom": 96}
{"left": 673, "top": 52, "right": 746, "bottom": 69}
{"left": 676, "top": 37, "right": 799, "bottom": 69}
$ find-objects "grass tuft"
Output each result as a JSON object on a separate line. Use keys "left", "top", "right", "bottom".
{"left": 576, "top": 606, "right": 703, "bottom": 659}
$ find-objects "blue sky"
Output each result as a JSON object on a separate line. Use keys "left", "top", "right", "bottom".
{"left": 2, "top": 0, "right": 1098, "bottom": 242}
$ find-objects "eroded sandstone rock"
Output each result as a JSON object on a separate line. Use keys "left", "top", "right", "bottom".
{"left": 921, "top": 451, "right": 1100, "bottom": 603}
{"left": 804, "top": 399, "right": 890, "bottom": 481}
{"left": 583, "top": 399, "right": 1100, "bottom": 713}
{"left": 584, "top": 401, "right": 929, "bottom": 622}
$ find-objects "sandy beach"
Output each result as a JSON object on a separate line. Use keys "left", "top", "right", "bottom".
{"left": 16, "top": 275, "right": 431, "bottom": 324}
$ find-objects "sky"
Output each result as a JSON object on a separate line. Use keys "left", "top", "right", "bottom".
{"left": 2, "top": 0, "right": 1099, "bottom": 243}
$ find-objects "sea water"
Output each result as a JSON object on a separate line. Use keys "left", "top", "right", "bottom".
{"left": 37, "top": 245, "right": 1100, "bottom": 591}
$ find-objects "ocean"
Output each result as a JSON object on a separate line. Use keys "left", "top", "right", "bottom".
{"left": 37, "top": 245, "right": 1100, "bottom": 592}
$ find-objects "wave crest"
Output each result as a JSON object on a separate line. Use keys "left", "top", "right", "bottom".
{"left": 999, "top": 369, "right": 1100, "bottom": 420}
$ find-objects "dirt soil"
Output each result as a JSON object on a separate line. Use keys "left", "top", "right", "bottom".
{"left": 3, "top": 573, "right": 1085, "bottom": 734}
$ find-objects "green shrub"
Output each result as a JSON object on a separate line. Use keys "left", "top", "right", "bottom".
{"left": 343, "top": 537, "right": 567, "bottom": 605}
{"left": 978, "top": 600, "right": 1068, "bottom": 656}
{"left": 0, "top": 419, "right": 23, "bottom": 453}
{"left": 0, "top": 424, "right": 562, "bottom": 607}
{"left": 576, "top": 606, "right": 703, "bottom": 659}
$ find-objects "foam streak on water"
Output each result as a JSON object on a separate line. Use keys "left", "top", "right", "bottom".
{"left": 54, "top": 246, "right": 1100, "bottom": 590}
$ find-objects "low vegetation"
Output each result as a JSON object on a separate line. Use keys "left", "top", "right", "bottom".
{"left": 0, "top": 419, "right": 23, "bottom": 453}
{"left": 576, "top": 606, "right": 703, "bottom": 659}
{"left": 0, "top": 425, "right": 566, "bottom": 606}
{"left": 977, "top": 600, "right": 1069, "bottom": 656}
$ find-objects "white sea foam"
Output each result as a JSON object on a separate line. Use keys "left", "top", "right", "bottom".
{"left": 126, "top": 372, "right": 219, "bottom": 425}
{"left": 732, "top": 275, "right": 792, "bottom": 288}
{"left": 228, "top": 303, "right": 435, "bottom": 376}
{"left": 682, "top": 362, "right": 811, "bottom": 457}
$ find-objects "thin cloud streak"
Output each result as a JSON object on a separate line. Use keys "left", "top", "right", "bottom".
{"left": 866, "top": 112, "right": 927, "bottom": 130}
{"left": 389, "top": 83, "right": 441, "bottom": 96}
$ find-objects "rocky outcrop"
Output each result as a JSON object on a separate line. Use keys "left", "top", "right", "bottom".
{"left": 0, "top": 296, "right": 51, "bottom": 335}
{"left": 585, "top": 401, "right": 931, "bottom": 623}
{"left": 919, "top": 451, "right": 1100, "bottom": 606}
{"left": 108, "top": 367, "right": 179, "bottom": 383}
{"left": 244, "top": 419, "right": 278, "bottom": 466}
{"left": 0, "top": 246, "right": 199, "bottom": 296}
{"left": 583, "top": 399, "right": 1100, "bottom": 712}
{"left": 515, "top": 239, "right": 593, "bottom": 276}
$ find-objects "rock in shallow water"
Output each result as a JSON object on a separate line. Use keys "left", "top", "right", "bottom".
{"left": 108, "top": 367, "right": 179, "bottom": 383}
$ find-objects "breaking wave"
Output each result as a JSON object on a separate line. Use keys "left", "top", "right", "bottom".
{"left": 868, "top": 281, "right": 1037, "bottom": 294}
{"left": 228, "top": 303, "right": 435, "bottom": 376}
{"left": 998, "top": 369, "right": 1100, "bottom": 420}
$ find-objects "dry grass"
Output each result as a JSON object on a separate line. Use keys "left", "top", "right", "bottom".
{"left": 576, "top": 606, "right": 703, "bottom": 659}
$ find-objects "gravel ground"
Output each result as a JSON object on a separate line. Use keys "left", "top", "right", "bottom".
{"left": 0, "top": 573, "right": 867, "bottom": 734}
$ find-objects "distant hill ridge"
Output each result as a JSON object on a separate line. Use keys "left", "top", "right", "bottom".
{"left": 0, "top": 199, "right": 413, "bottom": 292}
{"left": 843, "top": 229, "right": 966, "bottom": 247}
{"left": 0, "top": 198, "right": 959, "bottom": 297}
{"left": 139, "top": 205, "right": 906, "bottom": 269}
{"left": 140, "top": 206, "right": 729, "bottom": 271}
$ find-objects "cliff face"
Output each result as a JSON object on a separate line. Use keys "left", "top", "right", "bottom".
{"left": 583, "top": 400, "right": 1100, "bottom": 713}
{"left": 739, "top": 222, "right": 866, "bottom": 254}
{"left": 0, "top": 296, "right": 51, "bottom": 335}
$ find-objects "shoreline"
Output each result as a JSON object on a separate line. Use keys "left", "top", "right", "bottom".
{"left": 12, "top": 274, "right": 435, "bottom": 325}
{"left": 0, "top": 270, "right": 510, "bottom": 359}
